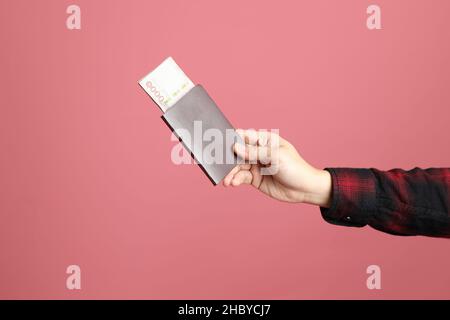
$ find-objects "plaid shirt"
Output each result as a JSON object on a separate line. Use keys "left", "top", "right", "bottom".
{"left": 320, "top": 168, "right": 450, "bottom": 238}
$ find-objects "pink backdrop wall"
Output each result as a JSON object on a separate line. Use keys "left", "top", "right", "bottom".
{"left": 0, "top": 0, "right": 449, "bottom": 299}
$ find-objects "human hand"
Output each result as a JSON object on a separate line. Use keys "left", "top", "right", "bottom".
{"left": 223, "top": 129, "right": 332, "bottom": 208}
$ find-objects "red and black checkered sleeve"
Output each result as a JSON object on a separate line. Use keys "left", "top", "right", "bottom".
{"left": 320, "top": 167, "right": 450, "bottom": 238}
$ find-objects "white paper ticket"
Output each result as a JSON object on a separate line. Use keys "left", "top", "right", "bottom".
{"left": 138, "top": 57, "right": 195, "bottom": 112}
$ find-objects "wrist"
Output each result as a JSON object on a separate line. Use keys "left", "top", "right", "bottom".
{"left": 303, "top": 169, "right": 332, "bottom": 208}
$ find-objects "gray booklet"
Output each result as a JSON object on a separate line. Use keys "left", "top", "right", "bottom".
{"left": 162, "top": 85, "right": 242, "bottom": 185}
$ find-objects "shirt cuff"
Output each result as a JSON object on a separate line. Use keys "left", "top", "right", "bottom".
{"left": 320, "top": 168, "right": 377, "bottom": 228}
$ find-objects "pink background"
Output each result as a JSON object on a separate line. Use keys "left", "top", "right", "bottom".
{"left": 1, "top": 0, "right": 449, "bottom": 299}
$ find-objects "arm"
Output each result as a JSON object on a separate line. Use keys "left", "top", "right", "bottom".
{"left": 224, "top": 129, "right": 450, "bottom": 238}
{"left": 322, "top": 167, "right": 450, "bottom": 237}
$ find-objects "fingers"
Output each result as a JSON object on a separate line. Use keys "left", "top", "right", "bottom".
{"left": 234, "top": 129, "right": 281, "bottom": 166}
{"left": 230, "top": 170, "right": 253, "bottom": 186}
{"left": 234, "top": 143, "right": 271, "bottom": 164}
{"left": 225, "top": 129, "right": 281, "bottom": 187}
{"left": 223, "top": 164, "right": 251, "bottom": 186}
{"left": 223, "top": 165, "right": 240, "bottom": 186}
{"left": 236, "top": 129, "right": 278, "bottom": 147}
{"left": 236, "top": 129, "right": 259, "bottom": 146}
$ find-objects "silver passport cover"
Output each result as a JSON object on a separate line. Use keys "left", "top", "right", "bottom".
{"left": 161, "top": 85, "right": 242, "bottom": 185}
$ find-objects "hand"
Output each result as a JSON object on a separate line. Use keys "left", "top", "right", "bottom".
{"left": 223, "top": 129, "right": 332, "bottom": 208}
